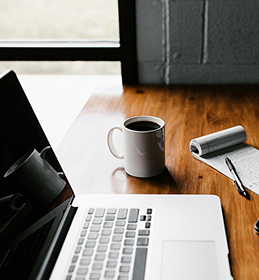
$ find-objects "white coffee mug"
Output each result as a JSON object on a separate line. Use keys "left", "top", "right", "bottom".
{"left": 107, "top": 116, "right": 165, "bottom": 178}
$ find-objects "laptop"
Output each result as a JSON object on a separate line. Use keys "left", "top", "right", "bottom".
{"left": 0, "top": 70, "right": 233, "bottom": 280}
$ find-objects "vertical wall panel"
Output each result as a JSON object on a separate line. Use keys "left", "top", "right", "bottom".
{"left": 169, "top": 1, "right": 204, "bottom": 65}
{"left": 136, "top": 0, "right": 164, "bottom": 83}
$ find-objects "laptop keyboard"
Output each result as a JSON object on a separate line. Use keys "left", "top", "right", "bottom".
{"left": 66, "top": 208, "right": 152, "bottom": 280}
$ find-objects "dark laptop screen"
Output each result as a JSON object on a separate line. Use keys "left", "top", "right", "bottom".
{"left": 0, "top": 70, "right": 74, "bottom": 280}
{"left": 0, "top": 70, "right": 73, "bottom": 234}
{"left": 0, "top": 71, "right": 66, "bottom": 195}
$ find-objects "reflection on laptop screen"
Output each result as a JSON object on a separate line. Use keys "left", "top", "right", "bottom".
{"left": 0, "top": 71, "right": 74, "bottom": 279}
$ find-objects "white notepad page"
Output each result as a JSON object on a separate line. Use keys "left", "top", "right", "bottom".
{"left": 190, "top": 125, "right": 259, "bottom": 195}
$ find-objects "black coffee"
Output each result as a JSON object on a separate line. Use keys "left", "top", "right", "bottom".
{"left": 126, "top": 121, "right": 160, "bottom": 131}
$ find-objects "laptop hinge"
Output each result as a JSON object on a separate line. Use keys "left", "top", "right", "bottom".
{"left": 36, "top": 200, "right": 77, "bottom": 280}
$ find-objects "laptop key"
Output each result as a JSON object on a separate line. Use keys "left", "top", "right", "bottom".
{"left": 120, "top": 265, "right": 130, "bottom": 273}
{"left": 78, "top": 238, "right": 84, "bottom": 245}
{"left": 90, "top": 225, "right": 101, "bottom": 232}
{"left": 108, "top": 252, "right": 119, "bottom": 259}
{"left": 81, "top": 230, "right": 87, "bottom": 237}
{"left": 90, "top": 272, "right": 101, "bottom": 279}
{"left": 99, "top": 237, "right": 110, "bottom": 244}
{"left": 92, "top": 218, "right": 102, "bottom": 225}
{"left": 88, "top": 233, "right": 99, "bottom": 240}
{"left": 95, "top": 208, "right": 105, "bottom": 217}
{"left": 110, "top": 243, "right": 121, "bottom": 250}
{"left": 92, "top": 263, "right": 103, "bottom": 270}
{"left": 104, "top": 270, "right": 115, "bottom": 278}
{"left": 103, "top": 222, "right": 113, "bottom": 228}
{"left": 128, "top": 209, "right": 139, "bottom": 223}
{"left": 101, "top": 229, "right": 112, "bottom": 236}
{"left": 116, "top": 220, "right": 126, "bottom": 227}
{"left": 107, "top": 208, "right": 117, "bottom": 214}
{"left": 124, "top": 239, "right": 134, "bottom": 246}
{"left": 75, "top": 246, "right": 82, "bottom": 254}
{"left": 112, "top": 235, "right": 123, "bottom": 242}
{"left": 118, "top": 209, "right": 128, "bottom": 219}
{"left": 107, "top": 260, "right": 117, "bottom": 268}
{"left": 80, "top": 258, "right": 91, "bottom": 266}
{"left": 121, "top": 256, "right": 131, "bottom": 263}
{"left": 126, "top": 231, "right": 136, "bottom": 238}
{"left": 83, "top": 249, "right": 93, "bottom": 256}
{"left": 94, "top": 253, "right": 105, "bottom": 261}
{"left": 77, "top": 267, "right": 88, "bottom": 275}
{"left": 85, "top": 241, "right": 96, "bottom": 248}
{"left": 137, "top": 238, "right": 149, "bottom": 246}
{"left": 97, "top": 245, "right": 108, "bottom": 252}
{"left": 122, "top": 248, "right": 133, "bottom": 255}
{"left": 145, "top": 222, "right": 151, "bottom": 228}
{"left": 114, "top": 227, "right": 124, "bottom": 234}
{"left": 105, "top": 215, "right": 115, "bottom": 221}
{"left": 132, "top": 248, "right": 147, "bottom": 280}
{"left": 138, "top": 230, "right": 150, "bottom": 236}
{"left": 118, "top": 276, "right": 128, "bottom": 280}
{"left": 85, "top": 215, "right": 92, "bottom": 221}
{"left": 127, "top": 224, "right": 137, "bottom": 230}
{"left": 83, "top": 222, "right": 90, "bottom": 229}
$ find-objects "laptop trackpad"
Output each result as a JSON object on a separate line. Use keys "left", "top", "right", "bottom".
{"left": 161, "top": 240, "right": 219, "bottom": 280}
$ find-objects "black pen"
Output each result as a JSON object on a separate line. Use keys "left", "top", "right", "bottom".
{"left": 225, "top": 157, "right": 249, "bottom": 199}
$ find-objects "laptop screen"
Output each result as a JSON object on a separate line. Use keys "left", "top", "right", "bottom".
{"left": 0, "top": 70, "right": 73, "bottom": 241}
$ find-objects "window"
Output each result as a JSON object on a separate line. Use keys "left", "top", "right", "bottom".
{"left": 0, "top": 0, "right": 137, "bottom": 83}
{"left": 1, "top": 0, "right": 119, "bottom": 40}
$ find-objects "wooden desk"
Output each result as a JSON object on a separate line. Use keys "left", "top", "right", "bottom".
{"left": 57, "top": 84, "right": 259, "bottom": 280}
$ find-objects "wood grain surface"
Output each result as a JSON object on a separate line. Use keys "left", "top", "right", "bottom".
{"left": 57, "top": 84, "right": 259, "bottom": 280}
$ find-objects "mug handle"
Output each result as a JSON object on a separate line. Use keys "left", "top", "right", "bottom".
{"left": 40, "top": 146, "right": 52, "bottom": 159}
{"left": 107, "top": 125, "right": 124, "bottom": 159}
{"left": 40, "top": 146, "right": 65, "bottom": 180}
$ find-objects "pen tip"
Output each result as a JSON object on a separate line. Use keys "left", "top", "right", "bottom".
{"left": 242, "top": 191, "right": 250, "bottom": 200}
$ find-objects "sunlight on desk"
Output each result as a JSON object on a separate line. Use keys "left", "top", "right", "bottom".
{"left": 19, "top": 75, "right": 122, "bottom": 150}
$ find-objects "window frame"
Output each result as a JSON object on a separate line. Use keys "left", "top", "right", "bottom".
{"left": 0, "top": 0, "right": 138, "bottom": 84}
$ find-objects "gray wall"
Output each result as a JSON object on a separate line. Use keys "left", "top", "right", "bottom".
{"left": 136, "top": 0, "right": 259, "bottom": 84}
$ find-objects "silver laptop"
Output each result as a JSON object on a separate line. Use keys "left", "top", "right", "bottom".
{"left": 0, "top": 71, "right": 233, "bottom": 280}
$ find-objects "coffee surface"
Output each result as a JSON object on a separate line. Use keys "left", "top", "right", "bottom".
{"left": 126, "top": 121, "right": 160, "bottom": 131}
